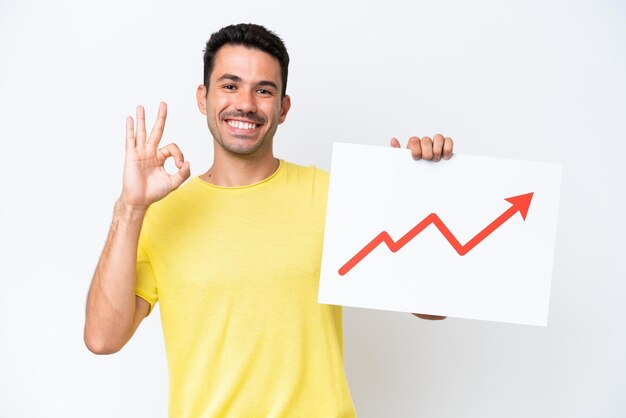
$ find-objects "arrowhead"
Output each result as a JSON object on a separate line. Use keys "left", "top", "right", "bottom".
{"left": 505, "top": 192, "right": 534, "bottom": 220}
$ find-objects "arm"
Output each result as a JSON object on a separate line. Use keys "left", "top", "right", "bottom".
{"left": 391, "top": 134, "right": 453, "bottom": 322}
{"left": 84, "top": 103, "right": 190, "bottom": 354}
{"left": 84, "top": 201, "right": 150, "bottom": 354}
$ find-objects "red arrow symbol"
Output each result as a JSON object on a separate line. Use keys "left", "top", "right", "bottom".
{"left": 338, "top": 192, "right": 534, "bottom": 276}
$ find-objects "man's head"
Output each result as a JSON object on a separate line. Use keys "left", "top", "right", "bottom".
{"left": 197, "top": 24, "right": 291, "bottom": 159}
{"left": 203, "top": 24, "right": 289, "bottom": 98}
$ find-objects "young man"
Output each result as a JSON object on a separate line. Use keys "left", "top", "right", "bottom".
{"left": 84, "top": 24, "right": 453, "bottom": 417}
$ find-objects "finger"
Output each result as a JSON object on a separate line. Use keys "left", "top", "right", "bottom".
{"left": 443, "top": 137, "right": 454, "bottom": 160}
{"left": 171, "top": 160, "right": 191, "bottom": 189}
{"left": 420, "top": 136, "right": 433, "bottom": 160}
{"left": 432, "top": 133, "right": 444, "bottom": 161}
{"left": 390, "top": 137, "right": 401, "bottom": 148}
{"left": 158, "top": 143, "right": 185, "bottom": 167}
{"left": 407, "top": 136, "right": 422, "bottom": 160}
{"left": 412, "top": 313, "right": 447, "bottom": 320}
{"left": 136, "top": 105, "right": 146, "bottom": 144}
{"left": 125, "top": 116, "right": 135, "bottom": 151}
{"left": 147, "top": 102, "right": 167, "bottom": 147}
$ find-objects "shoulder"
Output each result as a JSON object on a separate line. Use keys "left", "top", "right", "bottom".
{"left": 281, "top": 160, "right": 329, "bottom": 189}
{"left": 277, "top": 161, "right": 329, "bottom": 210}
{"left": 142, "top": 178, "right": 201, "bottom": 229}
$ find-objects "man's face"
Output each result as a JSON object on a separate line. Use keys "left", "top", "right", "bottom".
{"left": 197, "top": 44, "right": 290, "bottom": 157}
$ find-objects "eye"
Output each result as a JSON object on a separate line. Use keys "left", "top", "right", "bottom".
{"left": 256, "top": 89, "right": 274, "bottom": 95}
{"left": 223, "top": 84, "right": 236, "bottom": 90}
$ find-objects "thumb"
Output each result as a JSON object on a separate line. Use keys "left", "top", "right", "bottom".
{"left": 390, "top": 137, "right": 401, "bottom": 148}
{"left": 171, "top": 161, "right": 191, "bottom": 189}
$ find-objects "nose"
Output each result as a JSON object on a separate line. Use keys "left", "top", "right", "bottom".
{"left": 234, "top": 89, "right": 257, "bottom": 114}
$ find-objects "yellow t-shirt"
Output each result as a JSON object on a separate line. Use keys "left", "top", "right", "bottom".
{"left": 135, "top": 160, "right": 357, "bottom": 418}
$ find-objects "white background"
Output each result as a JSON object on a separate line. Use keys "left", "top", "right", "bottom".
{"left": 1, "top": 0, "right": 624, "bottom": 417}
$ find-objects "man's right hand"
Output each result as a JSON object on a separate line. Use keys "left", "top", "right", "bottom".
{"left": 85, "top": 102, "right": 189, "bottom": 354}
{"left": 120, "top": 102, "right": 191, "bottom": 210}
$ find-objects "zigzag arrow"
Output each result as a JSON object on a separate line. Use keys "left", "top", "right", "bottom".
{"left": 338, "top": 192, "right": 534, "bottom": 276}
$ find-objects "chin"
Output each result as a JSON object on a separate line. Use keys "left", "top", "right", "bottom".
{"left": 219, "top": 138, "right": 268, "bottom": 156}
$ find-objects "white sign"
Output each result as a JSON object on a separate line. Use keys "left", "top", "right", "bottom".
{"left": 319, "top": 142, "right": 562, "bottom": 326}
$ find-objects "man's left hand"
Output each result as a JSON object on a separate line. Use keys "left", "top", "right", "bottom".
{"left": 390, "top": 133, "right": 454, "bottom": 161}
{"left": 412, "top": 313, "right": 447, "bottom": 320}
{"left": 391, "top": 133, "right": 453, "bottom": 321}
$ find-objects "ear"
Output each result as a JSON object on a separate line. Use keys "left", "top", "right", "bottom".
{"left": 278, "top": 95, "right": 291, "bottom": 124}
{"left": 196, "top": 84, "right": 208, "bottom": 115}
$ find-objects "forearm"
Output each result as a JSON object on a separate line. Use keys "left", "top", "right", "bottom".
{"left": 84, "top": 199, "right": 146, "bottom": 353}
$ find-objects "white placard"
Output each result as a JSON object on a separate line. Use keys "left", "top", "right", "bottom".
{"left": 319, "top": 142, "right": 562, "bottom": 326}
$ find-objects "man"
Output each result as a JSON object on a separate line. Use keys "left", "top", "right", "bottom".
{"left": 84, "top": 23, "right": 452, "bottom": 417}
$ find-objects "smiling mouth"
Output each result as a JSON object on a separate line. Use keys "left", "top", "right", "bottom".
{"left": 225, "top": 119, "right": 260, "bottom": 131}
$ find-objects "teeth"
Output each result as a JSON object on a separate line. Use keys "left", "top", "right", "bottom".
{"left": 227, "top": 120, "right": 257, "bottom": 130}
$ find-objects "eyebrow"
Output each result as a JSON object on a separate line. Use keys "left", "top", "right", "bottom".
{"left": 217, "top": 74, "right": 242, "bottom": 83}
{"left": 216, "top": 74, "right": 279, "bottom": 91}
{"left": 257, "top": 80, "right": 279, "bottom": 90}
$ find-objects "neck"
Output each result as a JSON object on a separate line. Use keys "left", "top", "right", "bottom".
{"left": 200, "top": 142, "right": 280, "bottom": 187}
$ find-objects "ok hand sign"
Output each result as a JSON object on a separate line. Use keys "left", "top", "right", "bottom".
{"left": 120, "top": 102, "right": 191, "bottom": 210}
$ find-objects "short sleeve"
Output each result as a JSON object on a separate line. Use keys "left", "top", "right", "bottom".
{"left": 135, "top": 237, "right": 158, "bottom": 315}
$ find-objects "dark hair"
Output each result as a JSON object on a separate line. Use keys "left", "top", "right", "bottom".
{"left": 203, "top": 23, "right": 289, "bottom": 97}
